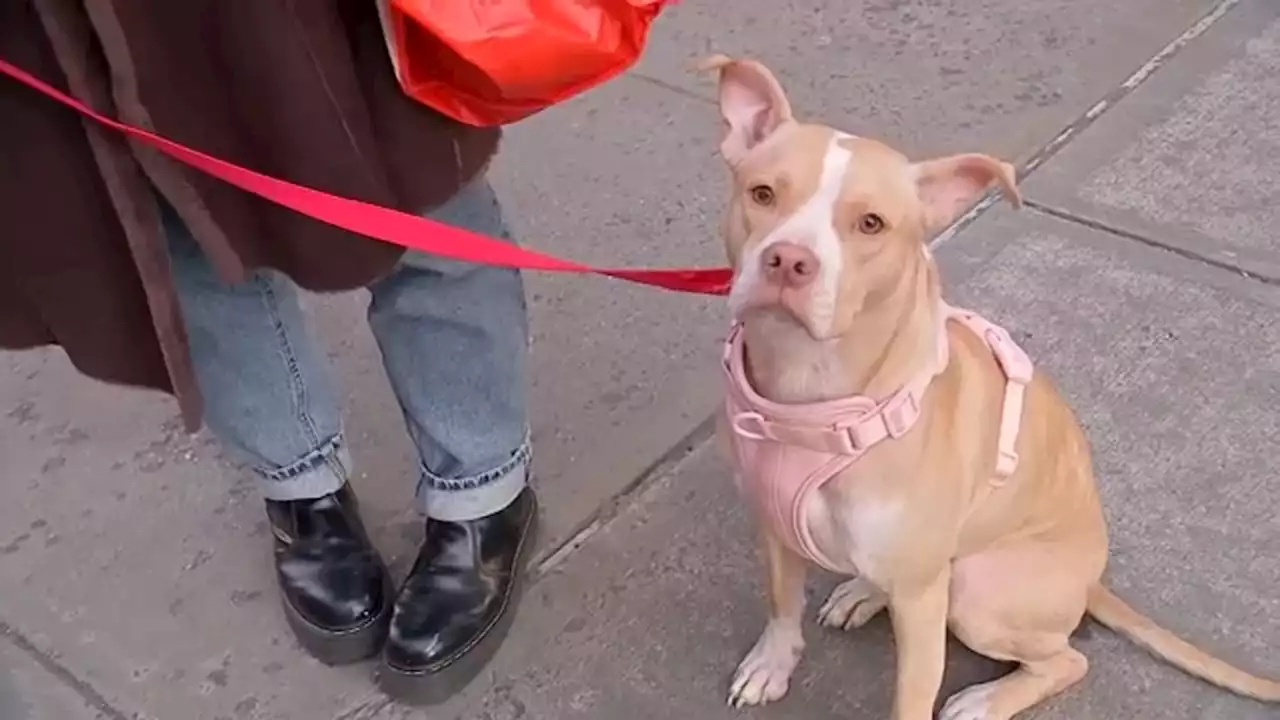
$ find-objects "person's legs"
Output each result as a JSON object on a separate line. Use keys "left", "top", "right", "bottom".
{"left": 368, "top": 178, "right": 531, "bottom": 521}
{"left": 367, "top": 178, "right": 537, "bottom": 703}
{"left": 163, "top": 198, "right": 392, "bottom": 665}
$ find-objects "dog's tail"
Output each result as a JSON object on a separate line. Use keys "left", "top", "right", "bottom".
{"left": 1087, "top": 584, "right": 1280, "bottom": 702}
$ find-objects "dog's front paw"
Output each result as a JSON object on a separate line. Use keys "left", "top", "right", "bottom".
{"left": 727, "top": 623, "right": 803, "bottom": 708}
{"left": 818, "top": 576, "right": 887, "bottom": 630}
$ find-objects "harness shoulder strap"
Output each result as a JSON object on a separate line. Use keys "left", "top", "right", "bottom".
{"left": 949, "top": 311, "right": 1034, "bottom": 481}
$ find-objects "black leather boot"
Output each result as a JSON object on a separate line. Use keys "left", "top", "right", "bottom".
{"left": 266, "top": 483, "right": 393, "bottom": 665}
{"left": 378, "top": 487, "right": 538, "bottom": 704}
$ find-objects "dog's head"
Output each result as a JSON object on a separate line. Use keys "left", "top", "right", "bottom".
{"left": 703, "top": 56, "right": 1022, "bottom": 340}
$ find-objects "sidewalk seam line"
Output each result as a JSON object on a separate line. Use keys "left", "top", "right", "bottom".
{"left": 1025, "top": 200, "right": 1280, "bottom": 286}
{"left": 528, "top": 0, "right": 1242, "bottom": 579}
{"left": 0, "top": 618, "right": 130, "bottom": 720}
{"left": 626, "top": 71, "right": 720, "bottom": 106}
{"left": 529, "top": 415, "right": 716, "bottom": 580}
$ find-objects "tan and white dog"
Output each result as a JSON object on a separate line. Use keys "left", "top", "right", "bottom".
{"left": 704, "top": 55, "right": 1279, "bottom": 720}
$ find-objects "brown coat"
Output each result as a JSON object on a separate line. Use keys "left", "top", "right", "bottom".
{"left": 0, "top": 0, "right": 501, "bottom": 430}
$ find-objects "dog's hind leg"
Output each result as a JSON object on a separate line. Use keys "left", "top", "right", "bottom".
{"left": 941, "top": 544, "right": 1098, "bottom": 720}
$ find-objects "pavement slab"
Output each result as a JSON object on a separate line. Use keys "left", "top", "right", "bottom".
{"left": 0, "top": 1, "right": 1271, "bottom": 719}
{"left": 1024, "top": 0, "right": 1280, "bottom": 282}
{"left": 636, "top": 0, "right": 1218, "bottom": 162}
{"left": 0, "top": 352, "right": 383, "bottom": 720}
{"left": 365, "top": 207, "right": 1280, "bottom": 720}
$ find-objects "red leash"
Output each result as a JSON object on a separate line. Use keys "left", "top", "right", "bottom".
{"left": 0, "top": 58, "right": 731, "bottom": 296}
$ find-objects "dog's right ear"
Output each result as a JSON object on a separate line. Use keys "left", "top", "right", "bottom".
{"left": 697, "top": 55, "right": 794, "bottom": 165}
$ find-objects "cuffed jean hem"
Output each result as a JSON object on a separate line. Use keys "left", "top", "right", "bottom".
{"left": 253, "top": 434, "right": 351, "bottom": 502}
{"left": 416, "top": 438, "right": 531, "bottom": 522}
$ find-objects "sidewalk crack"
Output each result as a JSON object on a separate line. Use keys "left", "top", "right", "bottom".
{"left": 0, "top": 618, "right": 130, "bottom": 720}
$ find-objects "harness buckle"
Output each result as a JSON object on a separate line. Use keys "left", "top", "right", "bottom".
{"left": 882, "top": 392, "right": 921, "bottom": 439}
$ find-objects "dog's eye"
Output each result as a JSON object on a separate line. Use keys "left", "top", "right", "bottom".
{"left": 749, "top": 185, "right": 776, "bottom": 206}
{"left": 857, "top": 213, "right": 886, "bottom": 235}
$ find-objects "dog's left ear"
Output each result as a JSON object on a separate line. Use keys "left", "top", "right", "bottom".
{"left": 911, "top": 154, "right": 1021, "bottom": 234}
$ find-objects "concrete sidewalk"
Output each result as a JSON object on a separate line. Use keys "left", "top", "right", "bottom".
{"left": 2, "top": 0, "right": 1277, "bottom": 718}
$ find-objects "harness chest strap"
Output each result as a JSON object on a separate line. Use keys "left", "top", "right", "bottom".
{"left": 724, "top": 306, "right": 1035, "bottom": 570}
{"left": 726, "top": 309, "right": 1033, "bottom": 478}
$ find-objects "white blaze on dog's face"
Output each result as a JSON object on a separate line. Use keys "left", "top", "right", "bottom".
{"left": 705, "top": 56, "right": 1021, "bottom": 340}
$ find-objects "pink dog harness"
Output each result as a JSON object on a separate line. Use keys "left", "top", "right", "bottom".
{"left": 723, "top": 306, "right": 1035, "bottom": 572}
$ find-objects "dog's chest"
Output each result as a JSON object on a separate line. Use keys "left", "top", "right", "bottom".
{"left": 803, "top": 486, "right": 903, "bottom": 579}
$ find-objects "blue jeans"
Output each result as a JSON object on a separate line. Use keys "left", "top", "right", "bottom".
{"left": 165, "top": 180, "right": 530, "bottom": 522}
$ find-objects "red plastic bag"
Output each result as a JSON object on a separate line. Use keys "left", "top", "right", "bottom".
{"left": 377, "top": 0, "right": 672, "bottom": 127}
